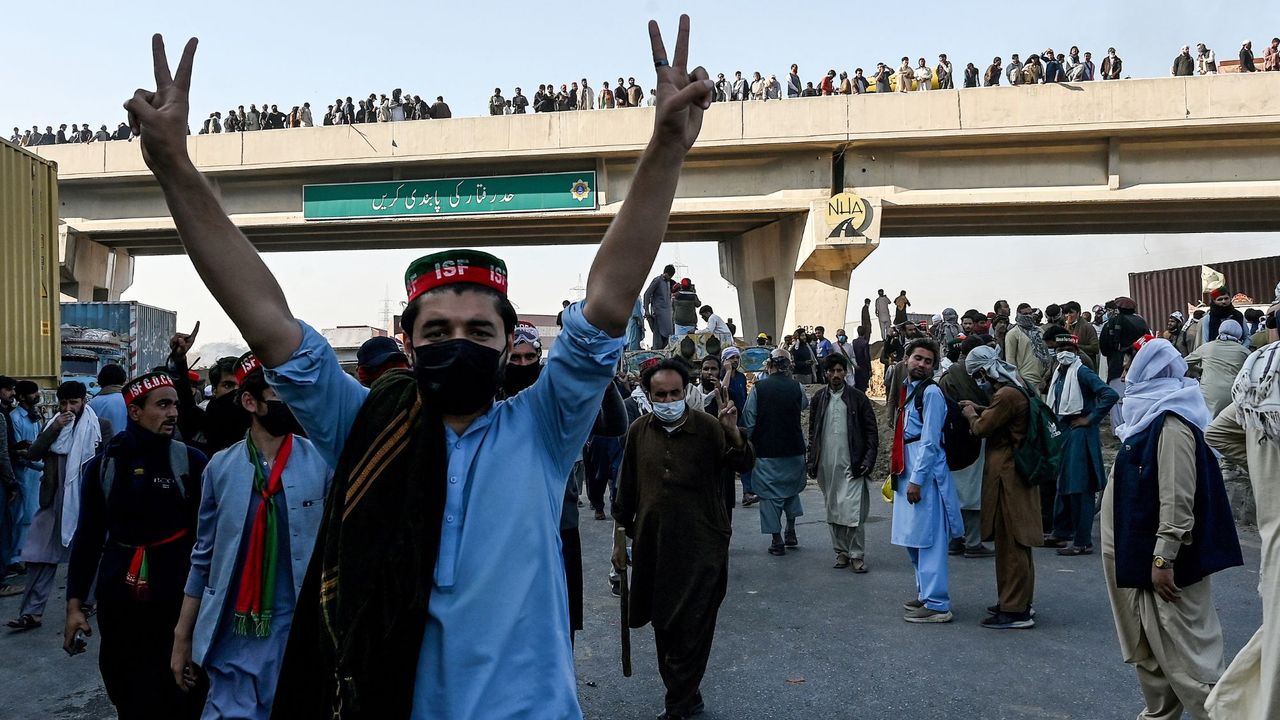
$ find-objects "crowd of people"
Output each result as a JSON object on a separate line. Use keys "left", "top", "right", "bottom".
{"left": 12, "top": 35, "right": 1280, "bottom": 150}
{"left": 1, "top": 21, "right": 1278, "bottom": 720}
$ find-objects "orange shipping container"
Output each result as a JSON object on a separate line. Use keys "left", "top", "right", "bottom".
{"left": 0, "top": 139, "right": 60, "bottom": 387}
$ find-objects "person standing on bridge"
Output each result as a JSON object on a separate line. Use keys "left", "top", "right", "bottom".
{"left": 1172, "top": 46, "right": 1195, "bottom": 76}
{"left": 124, "top": 17, "right": 715, "bottom": 717}
{"left": 645, "top": 264, "right": 677, "bottom": 350}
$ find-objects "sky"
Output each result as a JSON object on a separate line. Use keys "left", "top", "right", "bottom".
{"left": 4, "top": 1, "right": 1279, "bottom": 358}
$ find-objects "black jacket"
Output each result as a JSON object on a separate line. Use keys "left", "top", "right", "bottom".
{"left": 806, "top": 385, "right": 878, "bottom": 478}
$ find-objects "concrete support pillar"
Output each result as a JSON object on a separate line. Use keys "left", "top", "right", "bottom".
{"left": 58, "top": 224, "right": 134, "bottom": 300}
{"left": 719, "top": 195, "right": 881, "bottom": 343}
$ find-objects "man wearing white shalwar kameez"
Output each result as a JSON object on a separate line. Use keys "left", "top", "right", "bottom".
{"left": 806, "top": 355, "right": 879, "bottom": 572}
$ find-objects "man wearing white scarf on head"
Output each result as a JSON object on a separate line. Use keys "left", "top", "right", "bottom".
{"left": 1204, "top": 340, "right": 1280, "bottom": 719}
{"left": 1045, "top": 335, "right": 1118, "bottom": 556}
{"left": 1104, "top": 338, "right": 1242, "bottom": 720}
{"left": 7, "top": 381, "right": 111, "bottom": 632}
{"left": 1185, "top": 319, "right": 1253, "bottom": 418}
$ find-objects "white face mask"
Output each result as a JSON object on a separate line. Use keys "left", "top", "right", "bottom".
{"left": 652, "top": 400, "right": 686, "bottom": 423}
{"left": 1056, "top": 350, "right": 1078, "bottom": 366}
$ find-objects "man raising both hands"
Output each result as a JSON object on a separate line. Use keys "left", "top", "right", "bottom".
{"left": 125, "top": 18, "right": 713, "bottom": 720}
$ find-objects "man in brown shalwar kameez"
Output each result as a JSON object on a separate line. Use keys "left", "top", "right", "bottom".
{"left": 613, "top": 359, "right": 755, "bottom": 720}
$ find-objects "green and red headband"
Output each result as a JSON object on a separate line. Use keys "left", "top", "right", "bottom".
{"left": 123, "top": 371, "right": 174, "bottom": 405}
{"left": 404, "top": 250, "right": 508, "bottom": 304}
{"left": 235, "top": 353, "right": 262, "bottom": 385}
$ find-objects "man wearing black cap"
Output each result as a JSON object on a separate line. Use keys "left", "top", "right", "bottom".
{"left": 64, "top": 371, "right": 208, "bottom": 718}
{"left": 127, "top": 16, "right": 713, "bottom": 718}
{"left": 355, "top": 336, "right": 409, "bottom": 387}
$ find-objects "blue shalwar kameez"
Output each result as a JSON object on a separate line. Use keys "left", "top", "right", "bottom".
{"left": 890, "top": 380, "right": 963, "bottom": 611}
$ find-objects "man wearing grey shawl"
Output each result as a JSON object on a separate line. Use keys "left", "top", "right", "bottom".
{"left": 1185, "top": 319, "right": 1252, "bottom": 418}
{"left": 1204, "top": 340, "right": 1280, "bottom": 719}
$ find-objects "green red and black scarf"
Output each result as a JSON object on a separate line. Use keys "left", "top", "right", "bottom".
{"left": 234, "top": 433, "right": 294, "bottom": 637}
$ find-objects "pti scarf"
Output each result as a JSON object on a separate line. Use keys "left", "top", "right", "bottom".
{"left": 234, "top": 432, "right": 294, "bottom": 637}
{"left": 891, "top": 383, "right": 908, "bottom": 476}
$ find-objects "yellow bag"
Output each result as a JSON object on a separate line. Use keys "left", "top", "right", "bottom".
{"left": 881, "top": 477, "right": 894, "bottom": 504}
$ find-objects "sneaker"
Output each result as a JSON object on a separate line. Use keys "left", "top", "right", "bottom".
{"left": 902, "top": 598, "right": 925, "bottom": 611}
{"left": 904, "top": 607, "right": 954, "bottom": 624}
{"left": 1056, "top": 545, "right": 1093, "bottom": 556}
{"left": 981, "top": 611, "right": 1035, "bottom": 629}
{"left": 783, "top": 529, "right": 798, "bottom": 547}
{"left": 964, "top": 544, "right": 996, "bottom": 558}
{"left": 986, "top": 604, "right": 1036, "bottom": 618}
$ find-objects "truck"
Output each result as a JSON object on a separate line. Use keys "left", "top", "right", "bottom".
{"left": 60, "top": 301, "right": 178, "bottom": 387}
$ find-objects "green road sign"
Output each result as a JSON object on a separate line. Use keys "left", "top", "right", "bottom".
{"left": 303, "top": 171, "right": 597, "bottom": 220}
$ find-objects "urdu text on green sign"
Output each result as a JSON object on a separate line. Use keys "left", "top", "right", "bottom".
{"left": 303, "top": 171, "right": 598, "bottom": 220}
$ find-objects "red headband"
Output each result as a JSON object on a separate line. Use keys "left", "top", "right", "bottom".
{"left": 123, "top": 373, "right": 175, "bottom": 405}
{"left": 1132, "top": 334, "right": 1157, "bottom": 351}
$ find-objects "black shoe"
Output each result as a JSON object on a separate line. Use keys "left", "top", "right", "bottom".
{"left": 981, "top": 611, "right": 1035, "bottom": 629}
{"left": 1041, "top": 535, "right": 1068, "bottom": 549}
{"left": 768, "top": 544, "right": 786, "bottom": 556}
{"left": 742, "top": 493, "right": 760, "bottom": 507}
{"left": 964, "top": 544, "right": 996, "bottom": 558}
{"left": 986, "top": 604, "right": 1036, "bottom": 618}
{"left": 948, "top": 539, "right": 965, "bottom": 556}
{"left": 610, "top": 577, "right": 621, "bottom": 597}
{"left": 784, "top": 529, "right": 798, "bottom": 547}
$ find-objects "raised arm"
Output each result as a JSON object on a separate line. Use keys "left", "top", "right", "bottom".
{"left": 125, "top": 36, "right": 301, "bottom": 367}
{"left": 583, "top": 16, "right": 712, "bottom": 335}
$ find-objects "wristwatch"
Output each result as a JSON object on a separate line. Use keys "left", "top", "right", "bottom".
{"left": 1153, "top": 555, "right": 1174, "bottom": 569}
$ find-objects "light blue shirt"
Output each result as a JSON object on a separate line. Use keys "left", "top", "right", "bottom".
{"left": 890, "top": 380, "right": 963, "bottom": 548}
{"left": 265, "top": 303, "right": 623, "bottom": 720}
{"left": 87, "top": 392, "right": 126, "bottom": 440}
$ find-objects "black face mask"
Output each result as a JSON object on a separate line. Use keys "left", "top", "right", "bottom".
{"left": 503, "top": 361, "right": 541, "bottom": 398}
{"left": 414, "top": 339, "right": 502, "bottom": 415}
{"left": 257, "top": 400, "right": 299, "bottom": 438}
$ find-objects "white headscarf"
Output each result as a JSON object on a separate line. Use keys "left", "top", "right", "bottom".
{"left": 1115, "top": 338, "right": 1211, "bottom": 442}
{"left": 48, "top": 404, "right": 103, "bottom": 547}
{"left": 1232, "top": 340, "right": 1280, "bottom": 443}
{"left": 964, "top": 345, "right": 1023, "bottom": 388}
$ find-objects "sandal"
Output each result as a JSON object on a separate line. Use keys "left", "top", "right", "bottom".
{"left": 0, "top": 584, "right": 23, "bottom": 597}
{"left": 7, "top": 614, "right": 41, "bottom": 631}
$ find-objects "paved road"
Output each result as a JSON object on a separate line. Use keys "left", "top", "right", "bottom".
{"left": 0, "top": 484, "right": 1262, "bottom": 720}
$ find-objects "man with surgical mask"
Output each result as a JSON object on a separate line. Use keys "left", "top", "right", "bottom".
{"left": 613, "top": 358, "right": 753, "bottom": 720}
{"left": 171, "top": 356, "right": 331, "bottom": 719}
{"left": 1041, "top": 334, "right": 1118, "bottom": 558}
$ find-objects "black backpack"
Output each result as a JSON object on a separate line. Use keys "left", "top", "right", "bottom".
{"left": 908, "top": 380, "right": 982, "bottom": 471}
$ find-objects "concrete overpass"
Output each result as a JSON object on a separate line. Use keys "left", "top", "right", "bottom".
{"left": 32, "top": 72, "right": 1280, "bottom": 338}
